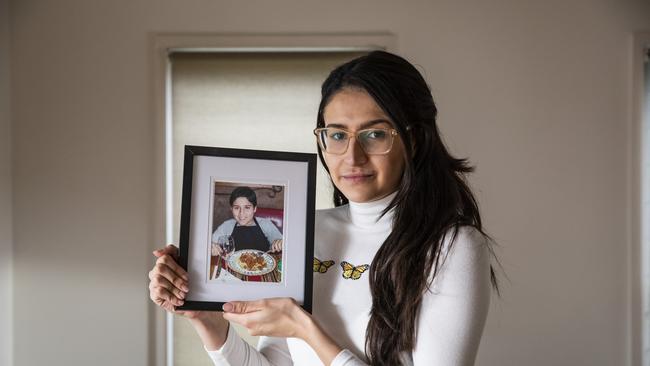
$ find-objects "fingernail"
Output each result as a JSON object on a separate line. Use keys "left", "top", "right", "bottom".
{"left": 222, "top": 303, "right": 233, "bottom": 312}
{"left": 179, "top": 292, "right": 185, "bottom": 299}
{"left": 182, "top": 285, "right": 189, "bottom": 292}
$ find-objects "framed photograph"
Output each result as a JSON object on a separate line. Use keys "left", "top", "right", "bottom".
{"left": 177, "top": 145, "right": 316, "bottom": 312}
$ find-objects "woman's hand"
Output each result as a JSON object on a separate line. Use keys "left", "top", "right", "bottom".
{"left": 222, "top": 298, "right": 343, "bottom": 364}
{"left": 270, "top": 239, "right": 283, "bottom": 253}
{"left": 148, "top": 244, "right": 230, "bottom": 349}
{"left": 149, "top": 245, "right": 190, "bottom": 312}
{"left": 148, "top": 245, "right": 212, "bottom": 319}
{"left": 221, "top": 298, "right": 308, "bottom": 338}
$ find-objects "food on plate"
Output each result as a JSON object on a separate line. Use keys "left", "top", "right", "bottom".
{"left": 238, "top": 252, "right": 267, "bottom": 271}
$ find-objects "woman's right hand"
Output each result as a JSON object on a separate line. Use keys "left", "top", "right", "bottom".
{"left": 148, "top": 244, "right": 191, "bottom": 313}
{"left": 148, "top": 245, "right": 230, "bottom": 349}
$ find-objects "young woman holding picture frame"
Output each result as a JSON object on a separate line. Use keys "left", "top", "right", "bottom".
{"left": 148, "top": 51, "right": 499, "bottom": 366}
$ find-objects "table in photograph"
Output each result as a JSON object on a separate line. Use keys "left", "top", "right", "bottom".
{"left": 210, "top": 253, "right": 282, "bottom": 282}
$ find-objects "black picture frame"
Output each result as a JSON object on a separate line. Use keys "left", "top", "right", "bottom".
{"left": 177, "top": 145, "right": 316, "bottom": 312}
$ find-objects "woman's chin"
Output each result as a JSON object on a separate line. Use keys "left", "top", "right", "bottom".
{"left": 336, "top": 181, "right": 380, "bottom": 202}
{"left": 340, "top": 190, "right": 379, "bottom": 203}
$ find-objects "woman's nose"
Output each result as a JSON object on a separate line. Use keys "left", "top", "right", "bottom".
{"left": 343, "top": 136, "right": 368, "bottom": 165}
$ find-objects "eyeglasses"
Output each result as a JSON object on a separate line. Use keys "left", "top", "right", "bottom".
{"left": 313, "top": 127, "right": 399, "bottom": 155}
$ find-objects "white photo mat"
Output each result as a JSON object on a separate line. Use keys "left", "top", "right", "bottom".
{"left": 185, "top": 153, "right": 310, "bottom": 305}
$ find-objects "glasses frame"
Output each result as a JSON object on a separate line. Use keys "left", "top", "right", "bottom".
{"left": 313, "top": 127, "right": 399, "bottom": 155}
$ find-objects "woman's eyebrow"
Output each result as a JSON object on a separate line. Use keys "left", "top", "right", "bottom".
{"left": 325, "top": 119, "right": 391, "bottom": 129}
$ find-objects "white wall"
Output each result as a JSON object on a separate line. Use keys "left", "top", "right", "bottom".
{"left": 0, "top": 0, "right": 13, "bottom": 365}
{"left": 8, "top": 0, "right": 650, "bottom": 365}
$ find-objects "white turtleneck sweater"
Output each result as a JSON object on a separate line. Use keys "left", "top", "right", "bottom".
{"left": 207, "top": 192, "right": 491, "bottom": 366}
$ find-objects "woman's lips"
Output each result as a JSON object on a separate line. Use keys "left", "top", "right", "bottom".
{"left": 341, "top": 173, "right": 374, "bottom": 183}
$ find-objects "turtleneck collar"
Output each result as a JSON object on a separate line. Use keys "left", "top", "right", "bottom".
{"left": 347, "top": 190, "right": 398, "bottom": 229}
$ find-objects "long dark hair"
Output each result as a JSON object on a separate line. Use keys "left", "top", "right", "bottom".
{"left": 315, "top": 51, "right": 498, "bottom": 365}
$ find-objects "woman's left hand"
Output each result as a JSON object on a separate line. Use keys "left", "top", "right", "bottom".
{"left": 223, "top": 298, "right": 344, "bottom": 365}
{"left": 221, "top": 297, "right": 310, "bottom": 338}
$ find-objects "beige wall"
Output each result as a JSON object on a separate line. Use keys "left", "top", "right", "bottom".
{"left": 8, "top": 0, "right": 650, "bottom": 365}
{"left": 1, "top": 0, "right": 12, "bottom": 365}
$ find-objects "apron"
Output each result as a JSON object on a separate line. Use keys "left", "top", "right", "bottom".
{"left": 231, "top": 217, "right": 270, "bottom": 252}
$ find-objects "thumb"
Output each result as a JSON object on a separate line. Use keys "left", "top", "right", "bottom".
{"left": 223, "top": 300, "right": 261, "bottom": 314}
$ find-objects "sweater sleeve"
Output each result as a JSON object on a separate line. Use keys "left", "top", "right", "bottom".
{"left": 206, "top": 324, "right": 293, "bottom": 366}
{"left": 330, "top": 349, "right": 369, "bottom": 366}
{"left": 212, "top": 220, "right": 234, "bottom": 242}
{"left": 411, "top": 226, "right": 491, "bottom": 366}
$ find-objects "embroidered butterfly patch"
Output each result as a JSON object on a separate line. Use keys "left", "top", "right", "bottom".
{"left": 313, "top": 258, "right": 335, "bottom": 273}
{"left": 341, "top": 261, "right": 370, "bottom": 280}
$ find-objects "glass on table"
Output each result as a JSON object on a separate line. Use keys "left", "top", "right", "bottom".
{"left": 212, "top": 235, "right": 235, "bottom": 279}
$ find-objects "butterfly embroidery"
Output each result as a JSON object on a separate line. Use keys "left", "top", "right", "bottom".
{"left": 313, "top": 258, "right": 335, "bottom": 273}
{"left": 341, "top": 261, "right": 370, "bottom": 280}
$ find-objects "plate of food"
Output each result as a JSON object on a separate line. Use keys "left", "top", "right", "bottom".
{"left": 227, "top": 249, "right": 277, "bottom": 276}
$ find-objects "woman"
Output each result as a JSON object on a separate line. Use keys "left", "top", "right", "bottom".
{"left": 148, "top": 51, "right": 498, "bottom": 366}
{"left": 212, "top": 186, "right": 283, "bottom": 254}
